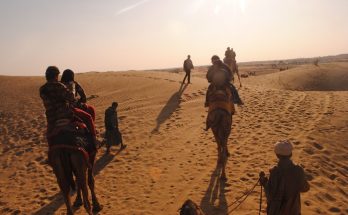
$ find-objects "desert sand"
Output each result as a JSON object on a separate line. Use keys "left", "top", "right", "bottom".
{"left": 0, "top": 61, "right": 347, "bottom": 214}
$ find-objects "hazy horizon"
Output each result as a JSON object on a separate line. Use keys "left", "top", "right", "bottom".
{"left": 1, "top": 0, "right": 347, "bottom": 76}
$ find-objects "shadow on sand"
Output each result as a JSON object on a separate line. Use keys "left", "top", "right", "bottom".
{"left": 200, "top": 160, "right": 228, "bottom": 215}
{"left": 151, "top": 83, "right": 188, "bottom": 133}
{"left": 33, "top": 147, "right": 125, "bottom": 215}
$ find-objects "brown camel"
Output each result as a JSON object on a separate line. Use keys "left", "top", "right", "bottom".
{"left": 223, "top": 57, "right": 242, "bottom": 87}
{"left": 205, "top": 84, "right": 234, "bottom": 180}
{"left": 48, "top": 129, "right": 102, "bottom": 215}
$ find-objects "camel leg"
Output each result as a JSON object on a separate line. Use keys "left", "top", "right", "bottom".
{"left": 52, "top": 156, "right": 74, "bottom": 215}
{"left": 220, "top": 115, "right": 232, "bottom": 181}
{"left": 72, "top": 156, "right": 92, "bottom": 215}
{"left": 214, "top": 117, "right": 230, "bottom": 181}
{"left": 87, "top": 154, "right": 102, "bottom": 212}
{"left": 73, "top": 181, "right": 83, "bottom": 208}
{"left": 220, "top": 143, "right": 228, "bottom": 181}
{"left": 88, "top": 168, "right": 103, "bottom": 212}
{"left": 218, "top": 136, "right": 228, "bottom": 181}
{"left": 212, "top": 127, "right": 222, "bottom": 165}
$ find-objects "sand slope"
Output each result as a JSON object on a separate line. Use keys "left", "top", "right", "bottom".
{"left": 0, "top": 63, "right": 347, "bottom": 214}
{"left": 242, "top": 62, "right": 348, "bottom": 91}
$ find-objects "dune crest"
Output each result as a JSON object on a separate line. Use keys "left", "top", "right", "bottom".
{"left": 245, "top": 62, "right": 348, "bottom": 91}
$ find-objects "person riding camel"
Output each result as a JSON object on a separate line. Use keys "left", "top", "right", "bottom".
{"left": 224, "top": 47, "right": 241, "bottom": 87}
{"left": 40, "top": 66, "right": 76, "bottom": 135}
{"left": 59, "top": 69, "right": 99, "bottom": 149}
{"left": 40, "top": 66, "right": 98, "bottom": 150}
{"left": 225, "top": 47, "right": 236, "bottom": 59}
{"left": 206, "top": 55, "right": 243, "bottom": 107}
{"left": 61, "top": 69, "right": 96, "bottom": 121}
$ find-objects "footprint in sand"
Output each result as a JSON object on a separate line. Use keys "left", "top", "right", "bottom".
{"left": 312, "top": 142, "right": 324, "bottom": 150}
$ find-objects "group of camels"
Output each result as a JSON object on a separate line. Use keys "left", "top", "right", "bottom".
{"left": 46, "top": 55, "right": 239, "bottom": 215}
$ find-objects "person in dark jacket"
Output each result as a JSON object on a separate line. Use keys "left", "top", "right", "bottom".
{"left": 182, "top": 55, "right": 194, "bottom": 84}
{"left": 104, "top": 102, "right": 126, "bottom": 153}
{"left": 259, "top": 140, "right": 310, "bottom": 215}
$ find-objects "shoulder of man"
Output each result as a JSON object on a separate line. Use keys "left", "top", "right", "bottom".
{"left": 293, "top": 164, "right": 305, "bottom": 175}
{"left": 106, "top": 107, "right": 115, "bottom": 114}
{"left": 269, "top": 165, "right": 284, "bottom": 178}
{"left": 54, "top": 82, "right": 69, "bottom": 90}
{"left": 207, "top": 65, "right": 215, "bottom": 72}
{"left": 39, "top": 83, "right": 47, "bottom": 92}
{"left": 221, "top": 62, "right": 231, "bottom": 70}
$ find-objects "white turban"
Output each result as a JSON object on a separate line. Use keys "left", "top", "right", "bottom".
{"left": 274, "top": 140, "right": 293, "bottom": 156}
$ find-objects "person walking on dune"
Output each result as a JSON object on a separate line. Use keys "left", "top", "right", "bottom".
{"left": 182, "top": 55, "right": 194, "bottom": 84}
{"left": 259, "top": 140, "right": 310, "bottom": 215}
{"left": 104, "top": 102, "right": 126, "bottom": 153}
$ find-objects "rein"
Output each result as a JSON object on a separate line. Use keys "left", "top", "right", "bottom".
{"left": 227, "top": 178, "right": 262, "bottom": 214}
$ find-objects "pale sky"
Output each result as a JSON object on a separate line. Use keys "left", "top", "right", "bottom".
{"left": 0, "top": 0, "right": 347, "bottom": 76}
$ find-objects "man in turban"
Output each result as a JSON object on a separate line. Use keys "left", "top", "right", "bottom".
{"left": 259, "top": 140, "right": 310, "bottom": 215}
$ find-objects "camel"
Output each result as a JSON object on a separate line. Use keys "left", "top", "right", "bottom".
{"left": 223, "top": 56, "right": 242, "bottom": 87}
{"left": 48, "top": 126, "right": 102, "bottom": 215}
{"left": 205, "top": 83, "right": 234, "bottom": 180}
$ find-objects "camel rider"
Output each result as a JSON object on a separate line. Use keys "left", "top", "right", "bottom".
{"left": 61, "top": 69, "right": 96, "bottom": 121}
{"left": 225, "top": 47, "right": 232, "bottom": 58}
{"left": 40, "top": 66, "right": 98, "bottom": 149}
{"left": 225, "top": 47, "right": 236, "bottom": 60}
{"left": 206, "top": 55, "right": 243, "bottom": 106}
{"left": 40, "top": 66, "right": 75, "bottom": 133}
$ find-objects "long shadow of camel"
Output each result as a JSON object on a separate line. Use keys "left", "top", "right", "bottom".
{"left": 33, "top": 148, "right": 124, "bottom": 215}
{"left": 151, "top": 83, "right": 188, "bottom": 133}
{"left": 200, "top": 160, "right": 228, "bottom": 215}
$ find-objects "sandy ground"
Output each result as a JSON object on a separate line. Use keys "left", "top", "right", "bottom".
{"left": 0, "top": 62, "right": 347, "bottom": 215}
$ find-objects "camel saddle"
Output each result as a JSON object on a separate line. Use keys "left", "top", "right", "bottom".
{"left": 206, "top": 84, "right": 235, "bottom": 115}
{"left": 46, "top": 119, "right": 95, "bottom": 168}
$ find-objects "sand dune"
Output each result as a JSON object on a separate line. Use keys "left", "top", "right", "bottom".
{"left": 242, "top": 62, "right": 348, "bottom": 91}
{"left": 0, "top": 62, "right": 347, "bottom": 214}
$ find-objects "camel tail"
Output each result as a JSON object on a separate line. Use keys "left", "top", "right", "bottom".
{"left": 210, "top": 110, "right": 224, "bottom": 129}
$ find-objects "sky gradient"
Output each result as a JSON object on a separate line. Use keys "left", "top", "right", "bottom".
{"left": 0, "top": 0, "right": 347, "bottom": 76}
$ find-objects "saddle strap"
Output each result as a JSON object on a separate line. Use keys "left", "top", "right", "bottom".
{"left": 48, "top": 145, "right": 92, "bottom": 169}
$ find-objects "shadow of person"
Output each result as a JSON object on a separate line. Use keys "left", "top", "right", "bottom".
{"left": 93, "top": 152, "right": 116, "bottom": 175}
{"left": 33, "top": 152, "right": 116, "bottom": 215}
{"left": 151, "top": 83, "right": 188, "bottom": 133}
{"left": 200, "top": 160, "right": 228, "bottom": 215}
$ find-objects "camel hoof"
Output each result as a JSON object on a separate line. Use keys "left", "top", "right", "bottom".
{"left": 73, "top": 199, "right": 83, "bottom": 208}
{"left": 93, "top": 203, "right": 103, "bottom": 212}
